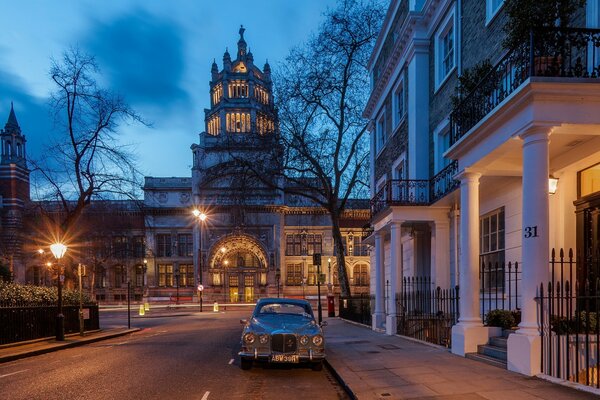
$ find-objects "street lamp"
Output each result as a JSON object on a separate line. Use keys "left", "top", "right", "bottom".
{"left": 50, "top": 242, "right": 67, "bottom": 341}
{"left": 193, "top": 209, "right": 208, "bottom": 312}
{"left": 327, "top": 257, "right": 332, "bottom": 294}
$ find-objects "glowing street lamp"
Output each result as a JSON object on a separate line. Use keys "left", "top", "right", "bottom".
{"left": 50, "top": 242, "right": 67, "bottom": 341}
{"left": 193, "top": 209, "right": 208, "bottom": 311}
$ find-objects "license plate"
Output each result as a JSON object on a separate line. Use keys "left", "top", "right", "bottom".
{"left": 271, "top": 354, "right": 299, "bottom": 363}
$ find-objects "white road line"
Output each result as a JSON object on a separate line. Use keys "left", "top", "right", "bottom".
{"left": 201, "top": 391, "right": 210, "bottom": 400}
{"left": 228, "top": 359, "right": 234, "bottom": 365}
{"left": 0, "top": 370, "right": 28, "bottom": 378}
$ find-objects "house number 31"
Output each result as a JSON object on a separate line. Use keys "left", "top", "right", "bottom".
{"left": 524, "top": 226, "right": 539, "bottom": 238}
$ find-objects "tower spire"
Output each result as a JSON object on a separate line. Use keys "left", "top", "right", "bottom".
{"left": 237, "top": 25, "right": 247, "bottom": 59}
{"left": 5, "top": 101, "right": 21, "bottom": 133}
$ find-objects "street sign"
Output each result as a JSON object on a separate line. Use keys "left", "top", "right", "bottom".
{"left": 82, "top": 308, "right": 90, "bottom": 320}
{"left": 59, "top": 275, "right": 65, "bottom": 283}
{"left": 197, "top": 284, "right": 204, "bottom": 292}
{"left": 313, "top": 253, "right": 321, "bottom": 266}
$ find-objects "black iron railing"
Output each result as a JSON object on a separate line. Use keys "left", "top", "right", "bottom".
{"left": 339, "top": 293, "right": 373, "bottom": 326}
{"left": 396, "top": 276, "right": 460, "bottom": 347}
{"left": 480, "top": 261, "right": 521, "bottom": 321}
{"left": 539, "top": 249, "right": 600, "bottom": 389}
{"left": 0, "top": 304, "right": 100, "bottom": 345}
{"left": 451, "top": 27, "right": 600, "bottom": 144}
{"left": 371, "top": 160, "right": 459, "bottom": 216}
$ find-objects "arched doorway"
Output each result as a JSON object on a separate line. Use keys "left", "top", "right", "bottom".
{"left": 208, "top": 233, "right": 269, "bottom": 302}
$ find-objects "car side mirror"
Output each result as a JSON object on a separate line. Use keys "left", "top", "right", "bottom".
{"left": 320, "top": 321, "right": 328, "bottom": 327}
{"left": 240, "top": 319, "right": 248, "bottom": 325}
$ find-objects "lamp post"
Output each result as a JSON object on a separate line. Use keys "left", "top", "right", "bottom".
{"left": 193, "top": 209, "right": 207, "bottom": 312}
{"left": 275, "top": 267, "right": 280, "bottom": 298}
{"left": 50, "top": 242, "right": 67, "bottom": 341}
{"left": 175, "top": 265, "right": 180, "bottom": 305}
{"left": 327, "top": 257, "right": 332, "bottom": 294}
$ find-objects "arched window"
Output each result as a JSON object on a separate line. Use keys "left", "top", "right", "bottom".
{"left": 353, "top": 264, "right": 369, "bottom": 286}
{"left": 17, "top": 143, "right": 22, "bottom": 157}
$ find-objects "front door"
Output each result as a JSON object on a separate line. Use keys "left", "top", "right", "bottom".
{"left": 228, "top": 274, "right": 239, "bottom": 303}
{"left": 243, "top": 273, "right": 255, "bottom": 302}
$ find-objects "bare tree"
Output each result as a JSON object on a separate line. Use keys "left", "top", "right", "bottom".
{"left": 244, "top": 1, "right": 383, "bottom": 296}
{"left": 31, "top": 47, "right": 147, "bottom": 239}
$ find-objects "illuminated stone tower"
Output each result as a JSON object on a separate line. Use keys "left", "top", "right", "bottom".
{"left": 0, "top": 103, "right": 30, "bottom": 280}
{"left": 191, "top": 25, "right": 281, "bottom": 207}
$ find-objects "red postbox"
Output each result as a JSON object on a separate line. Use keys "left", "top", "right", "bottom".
{"left": 327, "top": 294, "right": 335, "bottom": 317}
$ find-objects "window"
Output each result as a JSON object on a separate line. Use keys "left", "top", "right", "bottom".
{"left": 133, "top": 236, "right": 145, "bottom": 258}
{"left": 226, "top": 112, "right": 251, "bottom": 133}
{"left": 392, "top": 77, "right": 405, "bottom": 128}
{"left": 112, "top": 236, "right": 128, "bottom": 258}
{"left": 333, "top": 237, "right": 348, "bottom": 256}
{"left": 434, "top": 122, "right": 452, "bottom": 173}
{"left": 353, "top": 236, "right": 369, "bottom": 256}
{"left": 178, "top": 234, "right": 193, "bottom": 257}
{"left": 480, "top": 208, "right": 505, "bottom": 290}
{"left": 486, "top": 0, "right": 504, "bottom": 24}
{"left": 228, "top": 80, "right": 249, "bottom": 98}
{"left": 207, "top": 115, "right": 221, "bottom": 136}
{"left": 114, "top": 265, "right": 125, "bottom": 288}
{"left": 135, "top": 265, "right": 144, "bottom": 287}
{"left": 158, "top": 264, "right": 174, "bottom": 287}
{"left": 95, "top": 266, "right": 106, "bottom": 288}
{"left": 212, "top": 83, "right": 223, "bottom": 105}
{"left": 212, "top": 272, "right": 222, "bottom": 286}
{"left": 156, "top": 234, "right": 172, "bottom": 257}
{"left": 353, "top": 264, "right": 369, "bottom": 286}
{"left": 179, "top": 264, "right": 194, "bottom": 286}
{"left": 285, "top": 233, "right": 321, "bottom": 256}
{"left": 435, "top": 8, "right": 456, "bottom": 88}
{"left": 286, "top": 264, "right": 302, "bottom": 286}
{"left": 307, "top": 264, "right": 317, "bottom": 286}
{"left": 376, "top": 112, "right": 386, "bottom": 153}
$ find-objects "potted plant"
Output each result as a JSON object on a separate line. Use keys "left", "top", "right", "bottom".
{"left": 485, "top": 309, "right": 517, "bottom": 330}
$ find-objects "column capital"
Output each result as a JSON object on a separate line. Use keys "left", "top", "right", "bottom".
{"left": 390, "top": 221, "right": 403, "bottom": 231}
{"left": 455, "top": 168, "right": 481, "bottom": 183}
{"left": 518, "top": 125, "right": 553, "bottom": 143}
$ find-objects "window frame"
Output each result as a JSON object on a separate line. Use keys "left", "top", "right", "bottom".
{"left": 392, "top": 75, "right": 406, "bottom": 130}
{"left": 486, "top": 0, "right": 504, "bottom": 25}
{"left": 375, "top": 110, "right": 386, "bottom": 155}
{"left": 435, "top": 7, "right": 457, "bottom": 90}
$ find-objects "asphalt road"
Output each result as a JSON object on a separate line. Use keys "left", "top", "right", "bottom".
{"left": 0, "top": 309, "right": 349, "bottom": 400}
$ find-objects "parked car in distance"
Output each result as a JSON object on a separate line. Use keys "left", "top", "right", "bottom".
{"left": 238, "top": 297, "right": 327, "bottom": 370}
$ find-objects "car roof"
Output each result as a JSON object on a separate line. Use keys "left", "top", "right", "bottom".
{"left": 255, "top": 298, "right": 311, "bottom": 307}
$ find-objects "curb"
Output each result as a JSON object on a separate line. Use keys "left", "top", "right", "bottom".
{"left": 324, "top": 358, "right": 357, "bottom": 400}
{"left": 0, "top": 328, "right": 141, "bottom": 364}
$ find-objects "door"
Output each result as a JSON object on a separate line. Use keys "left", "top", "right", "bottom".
{"left": 243, "top": 273, "right": 255, "bottom": 302}
{"left": 228, "top": 274, "right": 239, "bottom": 303}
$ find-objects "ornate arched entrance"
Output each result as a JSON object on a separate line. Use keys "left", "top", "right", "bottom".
{"left": 207, "top": 233, "right": 269, "bottom": 302}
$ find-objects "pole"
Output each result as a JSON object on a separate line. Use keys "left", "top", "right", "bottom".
{"left": 317, "top": 263, "right": 323, "bottom": 324}
{"left": 176, "top": 269, "right": 180, "bottom": 305}
{"left": 79, "top": 263, "right": 84, "bottom": 336}
{"left": 56, "top": 264, "right": 64, "bottom": 341}
{"left": 127, "top": 280, "right": 131, "bottom": 329}
{"left": 199, "top": 223, "right": 203, "bottom": 312}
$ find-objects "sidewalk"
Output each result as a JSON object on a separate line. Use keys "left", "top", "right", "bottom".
{"left": 324, "top": 318, "right": 599, "bottom": 400}
{"left": 0, "top": 328, "right": 140, "bottom": 364}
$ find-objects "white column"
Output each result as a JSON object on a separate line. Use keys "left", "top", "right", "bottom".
{"left": 508, "top": 127, "right": 551, "bottom": 376}
{"left": 373, "top": 231, "right": 385, "bottom": 330}
{"left": 431, "top": 220, "right": 450, "bottom": 290}
{"left": 452, "top": 170, "right": 489, "bottom": 356}
{"left": 386, "top": 222, "right": 402, "bottom": 335}
{"left": 407, "top": 39, "right": 429, "bottom": 180}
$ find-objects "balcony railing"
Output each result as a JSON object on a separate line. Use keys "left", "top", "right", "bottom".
{"left": 451, "top": 27, "right": 600, "bottom": 144}
{"left": 371, "top": 160, "right": 459, "bottom": 216}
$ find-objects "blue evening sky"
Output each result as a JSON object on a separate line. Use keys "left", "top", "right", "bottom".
{"left": 0, "top": 0, "right": 337, "bottom": 178}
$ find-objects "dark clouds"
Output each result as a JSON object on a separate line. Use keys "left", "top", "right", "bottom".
{"left": 86, "top": 10, "right": 190, "bottom": 110}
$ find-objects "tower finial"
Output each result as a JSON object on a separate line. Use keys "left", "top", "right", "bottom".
{"left": 239, "top": 25, "right": 245, "bottom": 40}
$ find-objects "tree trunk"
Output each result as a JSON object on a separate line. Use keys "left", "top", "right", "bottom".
{"left": 330, "top": 213, "right": 351, "bottom": 297}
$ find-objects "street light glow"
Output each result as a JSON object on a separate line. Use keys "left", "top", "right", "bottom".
{"left": 50, "top": 243, "right": 67, "bottom": 259}
{"left": 192, "top": 209, "right": 208, "bottom": 221}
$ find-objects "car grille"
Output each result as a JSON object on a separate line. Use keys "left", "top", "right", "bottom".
{"left": 271, "top": 334, "right": 297, "bottom": 353}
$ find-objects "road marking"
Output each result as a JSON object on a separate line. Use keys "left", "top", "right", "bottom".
{"left": 0, "top": 370, "right": 28, "bottom": 378}
{"left": 201, "top": 391, "right": 210, "bottom": 400}
{"left": 228, "top": 359, "right": 234, "bottom": 365}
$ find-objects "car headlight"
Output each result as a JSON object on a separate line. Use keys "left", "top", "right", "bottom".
{"left": 243, "top": 333, "right": 255, "bottom": 344}
{"left": 312, "top": 335, "right": 323, "bottom": 346}
{"left": 300, "top": 335, "right": 309, "bottom": 346}
{"left": 259, "top": 334, "right": 269, "bottom": 344}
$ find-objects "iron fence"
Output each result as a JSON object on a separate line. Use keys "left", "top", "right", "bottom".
{"left": 480, "top": 261, "right": 521, "bottom": 321}
{"left": 451, "top": 27, "right": 600, "bottom": 144}
{"left": 0, "top": 304, "right": 99, "bottom": 345}
{"left": 539, "top": 248, "right": 600, "bottom": 389}
{"left": 339, "top": 293, "right": 373, "bottom": 326}
{"left": 396, "top": 277, "right": 459, "bottom": 347}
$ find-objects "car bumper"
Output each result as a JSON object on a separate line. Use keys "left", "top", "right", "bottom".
{"left": 238, "top": 349, "right": 326, "bottom": 362}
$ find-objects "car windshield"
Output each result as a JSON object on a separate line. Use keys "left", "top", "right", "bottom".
{"left": 256, "top": 303, "right": 312, "bottom": 317}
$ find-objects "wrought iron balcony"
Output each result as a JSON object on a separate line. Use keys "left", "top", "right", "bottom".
{"left": 370, "top": 160, "right": 459, "bottom": 216}
{"left": 451, "top": 28, "right": 600, "bottom": 144}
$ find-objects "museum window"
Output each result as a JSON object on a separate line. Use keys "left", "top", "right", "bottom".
{"left": 286, "top": 263, "right": 302, "bottom": 285}
{"left": 158, "top": 264, "right": 174, "bottom": 287}
{"left": 480, "top": 208, "right": 505, "bottom": 290}
{"left": 135, "top": 265, "right": 144, "bottom": 287}
{"left": 133, "top": 236, "right": 145, "bottom": 258}
{"left": 307, "top": 264, "right": 317, "bottom": 286}
{"left": 114, "top": 265, "right": 126, "bottom": 288}
{"left": 112, "top": 236, "right": 128, "bottom": 258}
{"left": 178, "top": 234, "right": 193, "bottom": 257}
{"left": 95, "top": 266, "right": 106, "bottom": 288}
{"left": 226, "top": 112, "right": 251, "bottom": 133}
{"left": 229, "top": 80, "right": 249, "bottom": 98}
{"left": 212, "top": 83, "right": 223, "bottom": 105}
{"left": 179, "top": 264, "right": 194, "bottom": 286}
{"left": 353, "top": 264, "right": 369, "bottom": 286}
{"left": 156, "top": 234, "right": 172, "bottom": 257}
{"left": 254, "top": 85, "right": 269, "bottom": 105}
{"left": 207, "top": 115, "right": 221, "bottom": 136}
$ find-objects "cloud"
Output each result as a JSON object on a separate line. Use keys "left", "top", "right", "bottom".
{"left": 86, "top": 9, "right": 190, "bottom": 110}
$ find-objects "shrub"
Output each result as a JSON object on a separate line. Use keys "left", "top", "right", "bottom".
{"left": 0, "top": 281, "right": 94, "bottom": 306}
{"left": 485, "top": 309, "right": 516, "bottom": 329}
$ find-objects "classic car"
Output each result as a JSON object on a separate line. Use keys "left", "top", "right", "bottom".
{"left": 238, "top": 298, "right": 326, "bottom": 370}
